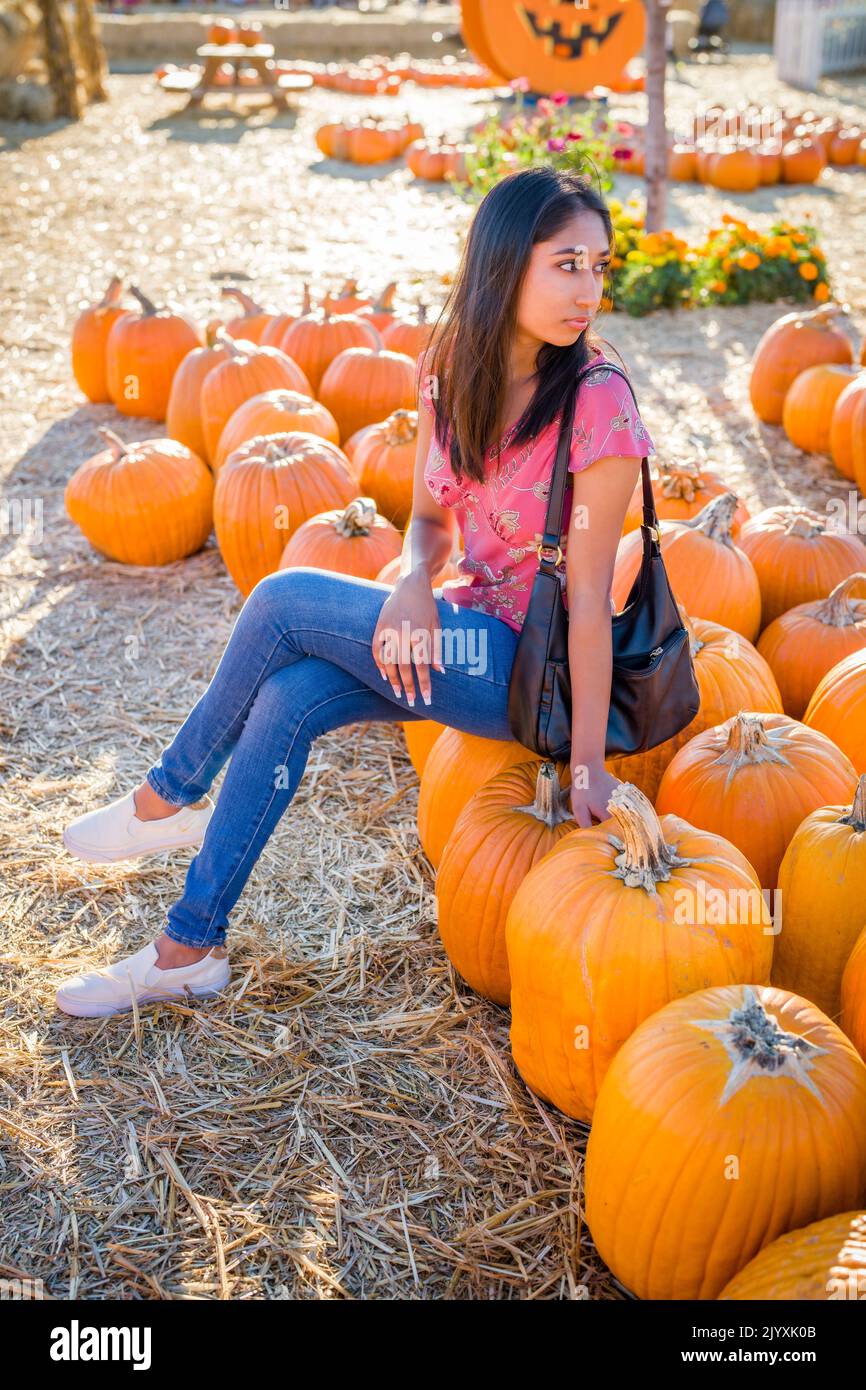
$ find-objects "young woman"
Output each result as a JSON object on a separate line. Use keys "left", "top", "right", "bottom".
{"left": 57, "top": 166, "right": 654, "bottom": 1018}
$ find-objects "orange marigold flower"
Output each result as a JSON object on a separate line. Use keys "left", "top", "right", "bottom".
{"left": 710, "top": 280, "right": 728, "bottom": 294}
{"left": 814, "top": 281, "right": 831, "bottom": 302}
{"left": 799, "top": 261, "right": 818, "bottom": 280}
{"left": 738, "top": 251, "right": 761, "bottom": 271}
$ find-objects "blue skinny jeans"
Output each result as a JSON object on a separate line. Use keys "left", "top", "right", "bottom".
{"left": 145, "top": 568, "right": 521, "bottom": 948}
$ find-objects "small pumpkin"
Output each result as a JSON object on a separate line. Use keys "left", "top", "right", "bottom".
{"left": 321, "top": 278, "right": 372, "bottom": 316}
{"left": 803, "top": 647, "right": 866, "bottom": 774}
{"left": 782, "top": 362, "right": 862, "bottom": 455}
{"left": 65, "top": 428, "right": 213, "bottom": 566}
{"left": 621, "top": 460, "right": 750, "bottom": 536}
{"left": 774, "top": 774, "right": 866, "bottom": 1019}
{"left": 402, "top": 719, "right": 448, "bottom": 778}
{"left": 220, "top": 287, "right": 273, "bottom": 345}
{"left": 437, "top": 761, "right": 574, "bottom": 1005}
{"left": 417, "top": 729, "right": 537, "bottom": 869}
{"left": 656, "top": 710, "right": 857, "bottom": 889}
{"left": 276, "top": 309, "right": 381, "bottom": 396}
{"left": 105, "top": 286, "right": 203, "bottom": 421}
{"left": 382, "top": 302, "right": 434, "bottom": 360}
{"left": 318, "top": 346, "right": 417, "bottom": 442}
{"left": 756, "top": 573, "right": 866, "bottom": 718}
{"left": 213, "top": 432, "right": 356, "bottom": 595}
{"left": 507, "top": 784, "right": 774, "bottom": 1124}
{"left": 199, "top": 335, "right": 312, "bottom": 464}
{"left": 165, "top": 328, "right": 230, "bottom": 465}
{"left": 829, "top": 372, "right": 866, "bottom": 480}
{"left": 355, "top": 408, "right": 418, "bottom": 529}
{"left": 718, "top": 1210, "right": 866, "bottom": 1300}
{"left": 737, "top": 505, "right": 866, "bottom": 629}
{"left": 585, "top": 984, "right": 866, "bottom": 1300}
{"left": 749, "top": 303, "right": 853, "bottom": 425}
{"left": 613, "top": 493, "right": 762, "bottom": 640}
{"left": 259, "top": 285, "right": 312, "bottom": 349}
{"left": 841, "top": 922, "right": 866, "bottom": 1062}
{"left": 708, "top": 145, "right": 761, "bottom": 192}
{"left": 71, "top": 276, "right": 129, "bottom": 403}
{"left": 780, "top": 137, "right": 825, "bottom": 184}
{"left": 213, "top": 389, "right": 340, "bottom": 473}
{"left": 278, "top": 495, "right": 401, "bottom": 580}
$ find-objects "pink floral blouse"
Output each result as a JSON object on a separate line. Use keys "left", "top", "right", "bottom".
{"left": 418, "top": 350, "right": 655, "bottom": 633}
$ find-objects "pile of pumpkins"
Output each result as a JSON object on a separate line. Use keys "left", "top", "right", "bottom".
{"left": 314, "top": 117, "right": 473, "bottom": 181}
{"left": 400, "top": 455, "right": 866, "bottom": 1300}
{"left": 66, "top": 275, "right": 451, "bottom": 588}
{"left": 617, "top": 104, "right": 866, "bottom": 190}
{"left": 750, "top": 301, "right": 866, "bottom": 495}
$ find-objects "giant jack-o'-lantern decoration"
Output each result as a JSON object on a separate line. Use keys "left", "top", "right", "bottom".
{"left": 461, "top": 0, "right": 646, "bottom": 96}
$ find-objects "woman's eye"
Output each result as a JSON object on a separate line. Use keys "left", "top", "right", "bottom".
{"left": 561, "top": 260, "right": 610, "bottom": 274}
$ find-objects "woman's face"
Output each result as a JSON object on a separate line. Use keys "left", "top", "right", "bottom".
{"left": 514, "top": 209, "right": 611, "bottom": 350}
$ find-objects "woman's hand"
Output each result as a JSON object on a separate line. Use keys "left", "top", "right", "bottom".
{"left": 372, "top": 570, "right": 445, "bottom": 708}
{"left": 569, "top": 763, "right": 622, "bottom": 829}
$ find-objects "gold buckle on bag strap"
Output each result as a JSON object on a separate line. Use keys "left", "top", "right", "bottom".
{"left": 536, "top": 541, "right": 563, "bottom": 565}
{"left": 642, "top": 521, "right": 661, "bottom": 543}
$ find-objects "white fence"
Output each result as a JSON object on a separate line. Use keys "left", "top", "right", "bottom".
{"left": 775, "top": 0, "right": 866, "bottom": 89}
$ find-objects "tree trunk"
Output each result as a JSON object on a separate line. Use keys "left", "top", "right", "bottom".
{"left": 74, "top": 0, "right": 108, "bottom": 103}
{"left": 38, "top": 0, "right": 81, "bottom": 118}
{"left": 643, "top": 0, "right": 669, "bottom": 232}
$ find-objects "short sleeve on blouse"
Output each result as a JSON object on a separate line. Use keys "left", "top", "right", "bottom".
{"left": 568, "top": 365, "right": 655, "bottom": 474}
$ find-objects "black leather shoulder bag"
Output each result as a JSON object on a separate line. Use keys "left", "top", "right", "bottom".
{"left": 507, "top": 361, "right": 701, "bottom": 762}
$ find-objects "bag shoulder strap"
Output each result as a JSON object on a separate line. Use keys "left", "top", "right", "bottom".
{"left": 539, "top": 360, "right": 658, "bottom": 570}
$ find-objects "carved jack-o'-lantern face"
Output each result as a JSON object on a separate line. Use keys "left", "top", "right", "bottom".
{"left": 461, "top": 0, "right": 646, "bottom": 95}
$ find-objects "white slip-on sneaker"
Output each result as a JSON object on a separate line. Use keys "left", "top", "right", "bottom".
{"left": 55, "top": 941, "right": 231, "bottom": 1018}
{"left": 62, "top": 789, "right": 215, "bottom": 864}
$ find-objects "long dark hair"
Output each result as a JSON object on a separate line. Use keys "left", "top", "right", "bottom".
{"left": 421, "top": 167, "right": 614, "bottom": 486}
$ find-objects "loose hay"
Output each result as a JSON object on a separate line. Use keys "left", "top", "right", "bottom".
{"left": 1, "top": 58, "right": 866, "bottom": 1300}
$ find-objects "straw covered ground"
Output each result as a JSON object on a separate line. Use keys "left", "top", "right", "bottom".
{"left": 1, "top": 53, "right": 866, "bottom": 1300}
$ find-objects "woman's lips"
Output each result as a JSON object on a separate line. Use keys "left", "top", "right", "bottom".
{"left": 565, "top": 317, "right": 590, "bottom": 330}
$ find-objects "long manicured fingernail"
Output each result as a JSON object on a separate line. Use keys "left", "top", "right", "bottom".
{"left": 422, "top": 690, "right": 431, "bottom": 706}
{"left": 391, "top": 685, "right": 401, "bottom": 698}
{"left": 380, "top": 669, "right": 388, "bottom": 680}
{"left": 406, "top": 694, "right": 415, "bottom": 707}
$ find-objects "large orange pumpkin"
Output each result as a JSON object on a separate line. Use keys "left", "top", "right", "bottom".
{"left": 803, "top": 647, "right": 866, "bottom": 773}
{"left": 718, "top": 1211, "right": 866, "bottom": 1300}
{"left": 749, "top": 303, "right": 853, "bottom": 424}
{"left": 606, "top": 610, "right": 783, "bottom": 802}
{"left": 213, "top": 432, "right": 356, "bottom": 596}
{"left": 165, "top": 330, "right": 230, "bottom": 465}
{"left": 737, "top": 505, "right": 866, "bottom": 630}
{"left": 774, "top": 775, "right": 866, "bottom": 1020}
{"left": 105, "top": 287, "right": 203, "bottom": 421}
{"left": 756, "top": 573, "right": 866, "bottom": 718}
{"left": 585, "top": 984, "right": 866, "bottom": 1300}
{"left": 782, "top": 362, "right": 862, "bottom": 455}
{"left": 381, "top": 303, "right": 435, "bottom": 360}
{"left": 507, "top": 784, "right": 774, "bottom": 1125}
{"left": 65, "top": 428, "right": 213, "bottom": 567}
{"left": 278, "top": 496, "right": 401, "bottom": 580}
{"left": 417, "top": 729, "right": 537, "bottom": 868}
{"left": 200, "top": 337, "right": 312, "bottom": 464}
{"left": 71, "top": 277, "right": 130, "bottom": 403}
{"left": 656, "top": 710, "right": 857, "bottom": 889}
{"left": 830, "top": 372, "right": 866, "bottom": 479}
{"left": 355, "top": 408, "right": 418, "bottom": 529}
{"left": 613, "top": 493, "right": 762, "bottom": 640}
{"left": 213, "top": 390, "right": 340, "bottom": 473}
{"left": 402, "top": 719, "right": 448, "bottom": 778}
{"left": 437, "top": 760, "right": 574, "bottom": 1005}
{"left": 841, "top": 922, "right": 866, "bottom": 1063}
{"left": 621, "top": 460, "right": 750, "bottom": 536}
{"left": 220, "top": 287, "right": 273, "bottom": 344}
{"left": 460, "top": 0, "right": 646, "bottom": 96}
{"left": 318, "top": 347, "right": 417, "bottom": 441}
{"left": 276, "top": 310, "right": 381, "bottom": 396}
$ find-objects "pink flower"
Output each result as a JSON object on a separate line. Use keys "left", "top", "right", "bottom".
{"left": 509, "top": 76, "right": 530, "bottom": 93}
{"left": 613, "top": 147, "right": 633, "bottom": 160}
{"left": 537, "top": 98, "right": 554, "bottom": 118}
{"left": 547, "top": 137, "right": 566, "bottom": 152}
{"left": 566, "top": 131, "right": 583, "bottom": 142}
{"left": 550, "top": 90, "right": 570, "bottom": 106}
{"left": 616, "top": 121, "right": 634, "bottom": 135}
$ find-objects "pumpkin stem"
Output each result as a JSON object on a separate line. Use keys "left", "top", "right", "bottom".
{"left": 334, "top": 496, "right": 378, "bottom": 537}
{"left": 512, "top": 761, "right": 573, "bottom": 829}
{"left": 373, "top": 281, "right": 397, "bottom": 313}
{"left": 100, "top": 276, "right": 124, "bottom": 307}
{"left": 784, "top": 509, "right": 826, "bottom": 539}
{"left": 222, "top": 287, "right": 265, "bottom": 316}
{"left": 721, "top": 712, "right": 790, "bottom": 768}
{"left": 658, "top": 461, "right": 703, "bottom": 503}
{"left": 691, "top": 986, "right": 830, "bottom": 1103}
{"left": 840, "top": 773, "right": 866, "bottom": 832}
{"left": 384, "top": 409, "right": 418, "bottom": 448}
{"left": 218, "top": 331, "right": 255, "bottom": 359}
{"left": 97, "top": 426, "right": 129, "bottom": 456}
{"left": 129, "top": 285, "right": 158, "bottom": 317}
{"left": 417, "top": 301, "right": 428, "bottom": 324}
{"left": 264, "top": 441, "right": 290, "bottom": 464}
{"left": 301, "top": 283, "right": 312, "bottom": 315}
{"left": 606, "top": 782, "right": 692, "bottom": 893}
{"left": 813, "top": 572, "right": 866, "bottom": 628}
{"left": 685, "top": 491, "right": 739, "bottom": 546}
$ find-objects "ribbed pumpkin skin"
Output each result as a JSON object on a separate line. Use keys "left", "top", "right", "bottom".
{"left": 841, "top": 925, "right": 866, "bottom": 1061}
{"left": 106, "top": 305, "right": 203, "bottom": 421}
{"left": 402, "top": 719, "right": 447, "bottom": 778}
{"left": 783, "top": 362, "right": 862, "bottom": 456}
{"left": 278, "top": 501, "right": 402, "bottom": 580}
{"left": 737, "top": 506, "right": 866, "bottom": 630}
{"left": 200, "top": 344, "right": 312, "bottom": 463}
{"left": 381, "top": 317, "right": 433, "bottom": 360}
{"left": 612, "top": 517, "right": 762, "bottom": 640}
{"left": 417, "top": 730, "right": 536, "bottom": 868}
{"left": 437, "top": 761, "right": 574, "bottom": 1005}
{"left": 213, "top": 432, "right": 356, "bottom": 596}
{"left": 803, "top": 648, "right": 866, "bottom": 773}
{"left": 830, "top": 374, "right": 866, "bottom": 479}
{"left": 621, "top": 464, "right": 750, "bottom": 536}
{"left": 585, "top": 985, "right": 866, "bottom": 1301}
{"left": 773, "top": 779, "right": 866, "bottom": 1019}
{"left": 65, "top": 436, "right": 214, "bottom": 566}
{"left": 749, "top": 306, "right": 853, "bottom": 424}
{"left": 318, "top": 347, "right": 417, "bottom": 442}
{"left": 213, "top": 390, "right": 339, "bottom": 472}
{"left": 656, "top": 711, "right": 857, "bottom": 889}
{"left": 606, "top": 615, "right": 783, "bottom": 802}
{"left": 355, "top": 410, "right": 418, "bottom": 528}
{"left": 166, "top": 341, "right": 230, "bottom": 464}
{"left": 276, "top": 313, "right": 381, "bottom": 395}
{"left": 506, "top": 811, "right": 773, "bottom": 1123}
{"left": 756, "top": 579, "right": 866, "bottom": 718}
{"left": 71, "top": 279, "right": 129, "bottom": 403}
{"left": 718, "top": 1211, "right": 866, "bottom": 1300}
